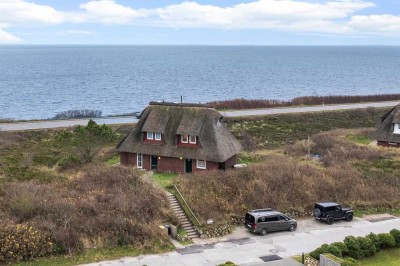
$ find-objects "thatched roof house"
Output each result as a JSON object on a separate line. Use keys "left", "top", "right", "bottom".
{"left": 117, "top": 102, "right": 242, "bottom": 173}
{"left": 376, "top": 104, "right": 400, "bottom": 147}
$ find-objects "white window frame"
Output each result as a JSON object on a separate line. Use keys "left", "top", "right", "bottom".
{"left": 389, "top": 142, "right": 398, "bottom": 145}
{"left": 147, "top": 132, "right": 153, "bottom": 140}
{"left": 181, "top": 135, "right": 189, "bottom": 143}
{"left": 189, "top": 135, "right": 197, "bottom": 144}
{"left": 196, "top": 159, "right": 206, "bottom": 169}
{"left": 155, "top": 132, "right": 161, "bottom": 140}
{"left": 137, "top": 153, "right": 143, "bottom": 168}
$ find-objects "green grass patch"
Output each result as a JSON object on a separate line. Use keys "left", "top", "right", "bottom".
{"left": 237, "top": 153, "right": 264, "bottom": 164}
{"left": 105, "top": 154, "right": 120, "bottom": 166}
{"left": 15, "top": 241, "right": 175, "bottom": 266}
{"left": 152, "top": 172, "right": 178, "bottom": 189}
{"left": 358, "top": 247, "right": 400, "bottom": 266}
{"left": 355, "top": 159, "right": 400, "bottom": 173}
{"left": 225, "top": 107, "right": 388, "bottom": 148}
{"left": 347, "top": 134, "right": 372, "bottom": 145}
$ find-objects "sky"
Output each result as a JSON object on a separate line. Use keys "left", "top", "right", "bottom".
{"left": 1, "top": 0, "right": 400, "bottom": 45}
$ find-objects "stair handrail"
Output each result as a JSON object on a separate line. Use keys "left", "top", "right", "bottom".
{"left": 173, "top": 184, "right": 201, "bottom": 226}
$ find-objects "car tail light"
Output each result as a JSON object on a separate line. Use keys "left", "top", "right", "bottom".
{"left": 252, "top": 223, "right": 257, "bottom": 228}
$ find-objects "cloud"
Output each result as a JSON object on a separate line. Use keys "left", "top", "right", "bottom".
{"left": 79, "top": 0, "right": 146, "bottom": 24}
{"left": 349, "top": 15, "right": 400, "bottom": 34}
{"left": 0, "top": 27, "right": 22, "bottom": 43}
{"left": 0, "top": 0, "right": 63, "bottom": 26}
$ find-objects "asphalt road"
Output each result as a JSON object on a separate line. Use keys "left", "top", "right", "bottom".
{"left": 0, "top": 101, "right": 398, "bottom": 132}
{"left": 83, "top": 216, "right": 400, "bottom": 266}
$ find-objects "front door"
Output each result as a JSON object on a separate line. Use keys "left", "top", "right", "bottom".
{"left": 185, "top": 159, "right": 192, "bottom": 173}
{"left": 151, "top": 155, "right": 158, "bottom": 170}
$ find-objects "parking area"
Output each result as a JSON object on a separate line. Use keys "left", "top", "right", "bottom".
{"left": 85, "top": 215, "right": 400, "bottom": 266}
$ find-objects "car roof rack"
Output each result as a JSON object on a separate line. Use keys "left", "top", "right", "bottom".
{"left": 250, "top": 208, "right": 274, "bottom": 213}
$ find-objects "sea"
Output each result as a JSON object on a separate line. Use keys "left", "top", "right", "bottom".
{"left": 0, "top": 45, "right": 399, "bottom": 120}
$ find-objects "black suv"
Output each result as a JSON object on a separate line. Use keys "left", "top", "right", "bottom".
{"left": 313, "top": 202, "right": 354, "bottom": 225}
{"left": 244, "top": 208, "right": 297, "bottom": 236}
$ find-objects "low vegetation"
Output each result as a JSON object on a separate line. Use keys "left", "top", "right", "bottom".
{"left": 53, "top": 109, "right": 102, "bottom": 120}
{"left": 225, "top": 107, "right": 385, "bottom": 148}
{"left": 176, "top": 127, "right": 400, "bottom": 224}
{"left": 309, "top": 229, "right": 400, "bottom": 265}
{"left": 209, "top": 94, "right": 400, "bottom": 110}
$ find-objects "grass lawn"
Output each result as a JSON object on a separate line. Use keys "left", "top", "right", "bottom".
{"left": 105, "top": 154, "right": 120, "bottom": 166}
{"left": 359, "top": 248, "right": 400, "bottom": 266}
{"left": 15, "top": 242, "right": 175, "bottom": 266}
{"left": 152, "top": 172, "right": 178, "bottom": 189}
{"left": 346, "top": 134, "right": 373, "bottom": 145}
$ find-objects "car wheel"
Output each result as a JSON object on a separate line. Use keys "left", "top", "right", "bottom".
{"left": 346, "top": 213, "right": 353, "bottom": 222}
{"left": 313, "top": 208, "right": 321, "bottom": 217}
{"left": 289, "top": 224, "right": 296, "bottom": 232}
{"left": 260, "top": 228, "right": 268, "bottom": 236}
{"left": 327, "top": 216, "right": 334, "bottom": 225}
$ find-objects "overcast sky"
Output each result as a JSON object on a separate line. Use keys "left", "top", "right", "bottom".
{"left": 1, "top": 0, "right": 400, "bottom": 45}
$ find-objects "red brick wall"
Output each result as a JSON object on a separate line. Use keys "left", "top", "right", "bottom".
{"left": 143, "top": 154, "right": 151, "bottom": 170}
{"left": 377, "top": 141, "right": 400, "bottom": 148}
{"left": 120, "top": 152, "right": 136, "bottom": 166}
{"left": 224, "top": 155, "right": 237, "bottom": 169}
{"left": 158, "top": 156, "right": 185, "bottom": 173}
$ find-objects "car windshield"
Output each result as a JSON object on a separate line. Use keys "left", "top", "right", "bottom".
{"left": 245, "top": 213, "right": 255, "bottom": 223}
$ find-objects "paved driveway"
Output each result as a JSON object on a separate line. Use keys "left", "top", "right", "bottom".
{"left": 83, "top": 216, "right": 400, "bottom": 266}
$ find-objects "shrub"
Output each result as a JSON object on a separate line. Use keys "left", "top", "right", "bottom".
{"left": 53, "top": 109, "right": 102, "bottom": 119}
{"left": 357, "top": 236, "right": 376, "bottom": 257}
{"left": 327, "top": 245, "right": 342, "bottom": 258}
{"left": 341, "top": 257, "right": 358, "bottom": 266}
{"left": 367, "top": 232, "right": 381, "bottom": 251}
{"left": 331, "top": 241, "right": 349, "bottom": 256}
{"left": 58, "top": 154, "right": 82, "bottom": 170}
{"left": 310, "top": 244, "right": 330, "bottom": 260}
{"left": 378, "top": 233, "right": 396, "bottom": 249}
{"left": 390, "top": 229, "right": 400, "bottom": 247}
{"left": 344, "top": 236, "right": 363, "bottom": 259}
{"left": 0, "top": 224, "right": 55, "bottom": 263}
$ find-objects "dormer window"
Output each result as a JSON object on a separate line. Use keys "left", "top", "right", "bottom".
{"left": 147, "top": 132, "right": 154, "bottom": 140}
{"left": 189, "top": 135, "right": 197, "bottom": 144}
{"left": 155, "top": 132, "right": 162, "bottom": 140}
{"left": 181, "top": 135, "right": 189, "bottom": 143}
{"left": 394, "top": 123, "right": 400, "bottom": 134}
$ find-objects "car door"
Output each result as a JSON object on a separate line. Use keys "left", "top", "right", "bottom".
{"left": 277, "top": 215, "right": 290, "bottom": 231}
{"left": 334, "top": 206, "right": 343, "bottom": 219}
{"left": 265, "top": 215, "right": 279, "bottom": 231}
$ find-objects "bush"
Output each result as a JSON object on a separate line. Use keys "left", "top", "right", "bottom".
{"left": 367, "top": 232, "right": 381, "bottom": 252}
{"left": 327, "top": 245, "right": 342, "bottom": 258}
{"left": 341, "top": 257, "right": 358, "bottom": 266}
{"left": 53, "top": 109, "right": 102, "bottom": 119}
{"left": 378, "top": 233, "right": 396, "bottom": 249}
{"left": 310, "top": 244, "right": 330, "bottom": 260}
{"left": 357, "top": 236, "right": 376, "bottom": 257}
{"left": 58, "top": 154, "right": 82, "bottom": 170}
{"left": 344, "top": 236, "right": 363, "bottom": 259}
{"left": 390, "top": 229, "right": 400, "bottom": 247}
{"left": 0, "top": 224, "right": 55, "bottom": 263}
{"left": 331, "top": 241, "right": 349, "bottom": 256}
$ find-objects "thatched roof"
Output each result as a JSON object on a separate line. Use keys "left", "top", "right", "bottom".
{"left": 376, "top": 104, "right": 400, "bottom": 143}
{"left": 117, "top": 102, "right": 242, "bottom": 162}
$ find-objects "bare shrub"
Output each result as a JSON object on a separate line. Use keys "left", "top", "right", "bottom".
{"left": 1, "top": 165, "right": 171, "bottom": 255}
{"left": 53, "top": 109, "right": 102, "bottom": 120}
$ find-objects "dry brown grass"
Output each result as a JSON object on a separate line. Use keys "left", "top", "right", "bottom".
{"left": 177, "top": 129, "right": 400, "bottom": 223}
{"left": 0, "top": 165, "right": 173, "bottom": 254}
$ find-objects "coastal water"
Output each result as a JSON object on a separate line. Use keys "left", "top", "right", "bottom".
{"left": 0, "top": 45, "right": 399, "bottom": 120}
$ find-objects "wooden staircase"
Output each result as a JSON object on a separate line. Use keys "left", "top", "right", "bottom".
{"left": 166, "top": 193, "right": 199, "bottom": 239}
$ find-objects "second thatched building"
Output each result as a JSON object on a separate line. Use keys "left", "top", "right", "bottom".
{"left": 117, "top": 102, "right": 242, "bottom": 174}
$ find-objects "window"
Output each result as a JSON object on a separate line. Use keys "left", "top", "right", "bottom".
{"left": 394, "top": 124, "right": 400, "bottom": 134}
{"left": 265, "top": 216, "right": 279, "bottom": 222}
{"left": 137, "top": 153, "right": 143, "bottom": 168}
{"left": 181, "top": 135, "right": 188, "bottom": 143}
{"left": 196, "top": 160, "right": 206, "bottom": 169}
{"left": 155, "top": 132, "right": 161, "bottom": 140}
{"left": 147, "top": 132, "right": 153, "bottom": 140}
{"left": 389, "top": 142, "right": 398, "bottom": 145}
{"left": 189, "top": 135, "right": 197, "bottom": 144}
